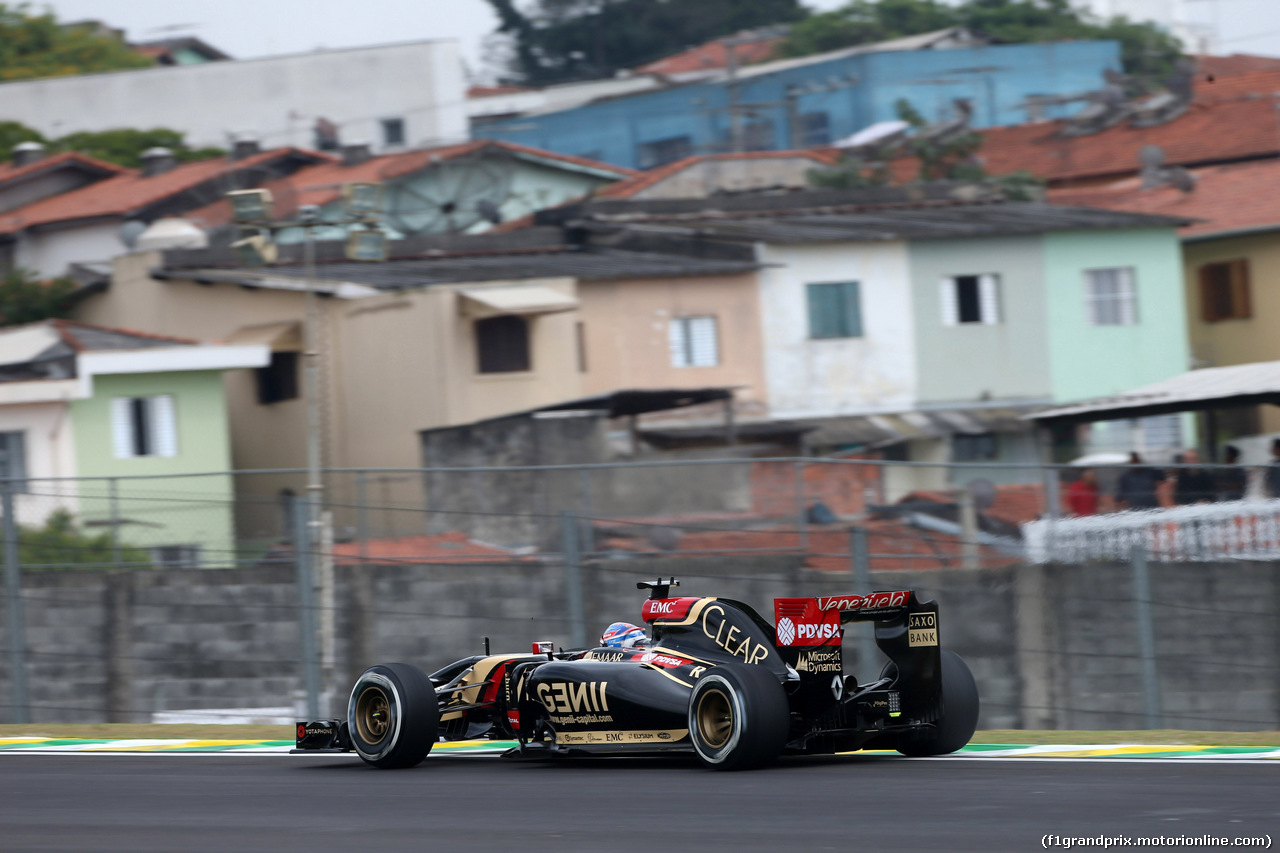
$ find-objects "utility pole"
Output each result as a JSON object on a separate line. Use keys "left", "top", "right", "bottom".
{"left": 227, "top": 184, "right": 387, "bottom": 716}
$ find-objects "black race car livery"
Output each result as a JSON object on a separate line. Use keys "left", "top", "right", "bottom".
{"left": 294, "top": 578, "right": 979, "bottom": 770}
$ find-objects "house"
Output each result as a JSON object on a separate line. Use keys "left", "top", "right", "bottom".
{"left": 0, "top": 319, "right": 267, "bottom": 567}
{"left": 475, "top": 31, "right": 1122, "bottom": 169}
{"left": 73, "top": 229, "right": 763, "bottom": 537}
{"left": 539, "top": 186, "right": 1191, "bottom": 493}
{"left": 184, "top": 139, "right": 634, "bottom": 240}
{"left": 0, "top": 39, "right": 466, "bottom": 154}
{"left": 1047, "top": 155, "right": 1280, "bottom": 441}
{"left": 0, "top": 143, "right": 327, "bottom": 279}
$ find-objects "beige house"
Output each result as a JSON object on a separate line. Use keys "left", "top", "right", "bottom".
{"left": 74, "top": 238, "right": 764, "bottom": 538}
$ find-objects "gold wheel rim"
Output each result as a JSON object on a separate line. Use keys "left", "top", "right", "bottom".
{"left": 696, "top": 688, "right": 733, "bottom": 749}
{"left": 355, "top": 685, "right": 392, "bottom": 745}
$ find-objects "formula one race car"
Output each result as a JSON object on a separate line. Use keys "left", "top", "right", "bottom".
{"left": 294, "top": 579, "right": 979, "bottom": 770}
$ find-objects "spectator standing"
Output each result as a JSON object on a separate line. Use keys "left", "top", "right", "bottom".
{"left": 1115, "top": 452, "right": 1164, "bottom": 510}
{"left": 1215, "top": 445, "right": 1247, "bottom": 501}
{"left": 1173, "top": 448, "right": 1215, "bottom": 504}
{"left": 1064, "top": 468, "right": 1100, "bottom": 516}
{"left": 1267, "top": 438, "right": 1280, "bottom": 498}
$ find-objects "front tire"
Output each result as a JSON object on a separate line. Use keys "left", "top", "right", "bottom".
{"left": 348, "top": 663, "right": 438, "bottom": 768}
{"left": 891, "top": 650, "right": 979, "bottom": 756}
{"left": 687, "top": 663, "right": 789, "bottom": 770}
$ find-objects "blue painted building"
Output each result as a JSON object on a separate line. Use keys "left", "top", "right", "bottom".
{"left": 475, "top": 39, "right": 1121, "bottom": 170}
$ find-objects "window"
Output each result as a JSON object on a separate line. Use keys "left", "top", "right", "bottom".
{"left": 669, "top": 316, "right": 719, "bottom": 367}
{"left": 798, "top": 112, "right": 831, "bottom": 147}
{"left": 1199, "top": 259, "right": 1251, "bottom": 322}
{"left": 637, "top": 135, "right": 692, "bottom": 169}
{"left": 743, "top": 119, "right": 776, "bottom": 151}
{"left": 476, "top": 315, "right": 530, "bottom": 373}
{"left": 381, "top": 117, "right": 406, "bottom": 147}
{"left": 0, "top": 431, "right": 27, "bottom": 492}
{"left": 111, "top": 395, "right": 177, "bottom": 459}
{"left": 256, "top": 352, "right": 299, "bottom": 405}
{"left": 1085, "top": 267, "right": 1138, "bottom": 326}
{"left": 807, "top": 282, "right": 862, "bottom": 339}
{"left": 940, "top": 274, "right": 1001, "bottom": 325}
{"left": 953, "top": 432, "right": 998, "bottom": 461}
{"left": 150, "top": 544, "right": 201, "bottom": 570}
{"left": 0, "top": 240, "right": 13, "bottom": 276}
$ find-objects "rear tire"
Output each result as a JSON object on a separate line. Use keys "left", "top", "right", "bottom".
{"left": 890, "top": 650, "right": 979, "bottom": 756}
{"left": 348, "top": 663, "right": 438, "bottom": 769}
{"left": 687, "top": 663, "right": 790, "bottom": 770}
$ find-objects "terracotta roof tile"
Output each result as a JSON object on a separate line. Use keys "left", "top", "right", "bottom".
{"left": 1047, "top": 157, "right": 1280, "bottom": 239}
{"left": 600, "top": 519, "right": 1020, "bottom": 571}
{"left": 0, "top": 151, "right": 126, "bottom": 187}
{"left": 974, "top": 97, "right": 1280, "bottom": 185}
{"left": 636, "top": 35, "right": 784, "bottom": 76}
{"left": 1193, "top": 69, "right": 1280, "bottom": 102}
{"left": 0, "top": 147, "right": 327, "bottom": 235}
{"left": 327, "top": 532, "right": 518, "bottom": 564}
{"left": 1195, "top": 53, "right": 1280, "bottom": 77}
{"left": 468, "top": 84, "right": 533, "bottom": 97}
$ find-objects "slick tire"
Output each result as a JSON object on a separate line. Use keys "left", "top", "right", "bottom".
{"left": 687, "top": 663, "right": 789, "bottom": 771}
{"left": 890, "top": 650, "right": 980, "bottom": 757}
{"left": 347, "top": 662, "right": 438, "bottom": 769}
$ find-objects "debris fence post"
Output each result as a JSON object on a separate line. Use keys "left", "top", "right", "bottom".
{"left": 795, "top": 461, "right": 808, "bottom": 554}
{"left": 1129, "top": 544, "right": 1163, "bottom": 729}
{"left": 356, "top": 471, "right": 369, "bottom": 566}
{"left": 849, "top": 526, "right": 877, "bottom": 677}
{"left": 108, "top": 477, "right": 121, "bottom": 569}
{"left": 292, "top": 497, "right": 320, "bottom": 720}
{"left": 561, "top": 511, "right": 587, "bottom": 648}
{"left": 2, "top": 479, "right": 28, "bottom": 723}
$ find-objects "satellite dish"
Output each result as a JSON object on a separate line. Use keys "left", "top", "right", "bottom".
{"left": 967, "top": 478, "right": 997, "bottom": 512}
{"left": 382, "top": 156, "right": 514, "bottom": 235}
{"left": 119, "top": 220, "right": 148, "bottom": 249}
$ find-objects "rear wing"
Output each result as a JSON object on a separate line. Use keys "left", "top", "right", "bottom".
{"left": 774, "top": 590, "right": 941, "bottom": 719}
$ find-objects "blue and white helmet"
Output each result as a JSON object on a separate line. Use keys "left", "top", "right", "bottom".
{"left": 600, "top": 622, "right": 647, "bottom": 648}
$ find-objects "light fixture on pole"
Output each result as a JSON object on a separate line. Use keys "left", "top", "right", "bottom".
{"left": 224, "top": 181, "right": 388, "bottom": 718}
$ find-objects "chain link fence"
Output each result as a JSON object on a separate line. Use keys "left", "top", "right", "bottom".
{"left": 1, "top": 457, "right": 1278, "bottom": 730}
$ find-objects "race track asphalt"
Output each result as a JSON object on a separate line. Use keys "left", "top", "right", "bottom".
{"left": 1, "top": 753, "right": 1276, "bottom": 852}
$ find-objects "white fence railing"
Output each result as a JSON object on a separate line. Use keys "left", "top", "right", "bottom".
{"left": 1022, "top": 500, "right": 1280, "bottom": 563}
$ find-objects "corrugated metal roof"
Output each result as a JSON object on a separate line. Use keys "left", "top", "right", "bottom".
{"left": 158, "top": 248, "right": 759, "bottom": 290}
{"left": 1028, "top": 361, "right": 1280, "bottom": 424}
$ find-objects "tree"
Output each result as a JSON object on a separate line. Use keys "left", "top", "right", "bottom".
{"left": 779, "top": 0, "right": 954, "bottom": 58}
{"left": 777, "top": 0, "right": 1183, "bottom": 81}
{"left": 0, "top": 120, "right": 45, "bottom": 156}
{"left": 808, "top": 98, "right": 1045, "bottom": 199}
{"left": 0, "top": 269, "right": 75, "bottom": 326}
{"left": 0, "top": 3, "right": 152, "bottom": 82}
{"left": 0, "top": 121, "right": 225, "bottom": 166}
{"left": 486, "top": 0, "right": 807, "bottom": 85}
{"left": 19, "top": 509, "right": 151, "bottom": 570}
{"left": 50, "top": 128, "right": 226, "bottom": 168}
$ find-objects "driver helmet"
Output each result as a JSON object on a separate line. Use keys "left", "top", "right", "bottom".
{"left": 600, "top": 622, "right": 648, "bottom": 648}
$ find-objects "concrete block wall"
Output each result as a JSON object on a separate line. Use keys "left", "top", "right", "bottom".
{"left": 1, "top": 557, "right": 1277, "bottom": 731}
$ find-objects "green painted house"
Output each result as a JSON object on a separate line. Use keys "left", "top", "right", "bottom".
{"left": 0, "top": 319, "right": 267, "bottom": 568}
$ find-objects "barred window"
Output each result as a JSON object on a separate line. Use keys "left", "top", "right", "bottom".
{"left": 1085, "top": 267, "right": 1138, "bottom": 326}
{"left": 669, "top": 316, "right": 719, "bottom": 367}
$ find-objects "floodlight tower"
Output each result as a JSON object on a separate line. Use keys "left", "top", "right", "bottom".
{"left": 227, "top": 185, "right": 388, "bottom": 717}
